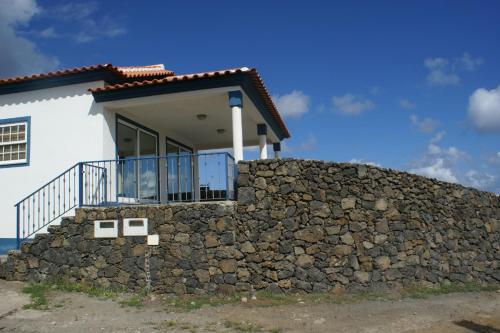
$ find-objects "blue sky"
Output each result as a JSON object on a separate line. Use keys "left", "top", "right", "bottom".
{"left": 1, "top": 0, "right": 499, "bottom": 192}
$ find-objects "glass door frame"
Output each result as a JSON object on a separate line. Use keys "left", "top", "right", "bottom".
{"left": 115, "top": 114, "right": 160, "bottom": 202}
{"left": 166, "top": 137, "right": 194, "bottom": 202}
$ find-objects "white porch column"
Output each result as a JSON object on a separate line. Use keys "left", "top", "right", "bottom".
{"left": 273, "top": 142, "right": 281, "bottom": 159}
{"left": 257, "top": 124, "right": 268, "bottom": 159}
{"left": 229, "top": 91, "right": 244, "bottom": 162}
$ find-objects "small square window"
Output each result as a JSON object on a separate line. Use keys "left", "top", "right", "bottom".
{"left": 0, "top": 118, "right": 29, "bottom": 166}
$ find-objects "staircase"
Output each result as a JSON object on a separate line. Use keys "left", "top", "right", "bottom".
{"left": 1, "top": 216, "right": 76, "bottom": 281}
{"left": 14, "top": 152, "right": 236, "bottom": 249}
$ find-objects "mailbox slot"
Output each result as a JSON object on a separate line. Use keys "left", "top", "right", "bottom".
{"left": 94, "top": 220, "right": 118, "bottom": 238}
{"left": 123, "top": 218, "right": 148, "bottom": 236}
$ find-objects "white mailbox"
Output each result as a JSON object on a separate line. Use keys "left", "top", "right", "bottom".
{"left": 123, "top": 218, "right": 148, "bottom": 236}
{"left": 94, "top": 220, "right": 118, "bottom": 238}
{"left": 147, "top": 234, "right": 160, "bottom": 246}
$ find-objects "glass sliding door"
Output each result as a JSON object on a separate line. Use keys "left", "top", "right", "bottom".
{"left": 116, "top": 117, "right": 159, "bottom": 203}
{"left": 166, "top": 139, "right": 193, "bottom": 202}
{"left": 139, "top": 131, "right": 158, "bottom": 201}
{"left": 117, "top": 122, "right": 138, "bottom": 199}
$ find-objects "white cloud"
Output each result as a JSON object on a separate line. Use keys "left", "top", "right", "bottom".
{"left": 273, "top": 90, "right": 311, "bottom": 119}
{"left": 426, "top": 69, "right": 460, "bottom": 86}
{"left": 332, "top": 94, "right": 374, "bottom": 115}
{"left": 427, "top": 143, "right": 442, "bottom": 155}
{"left": 0, "top": 0, "right": 59, "bottom": 77}
{"left": 50, "top": 2, "right": 100, "bottom": 21}
{"left": 424, "top": 53, "right": 482, "bottom": 86}
{"left": 430, "top": 130, "right": 445, "bottom": 143}
{"left": 73, "top": 17, "right": 126, "bottom": 43}
{"left": 410, "top": 158, "right": 458, "bottom": 183}
{"left": 410, "top": 114, "right": 440, "bottom": 133}
{"left": 468, "top": 86, "right": 500, "bottom": 132}
{"left": 458, "top": 52, "right": 483, "bottom": 71}
{"left": 400, "top": 99, "right": 416, "bottom": 109}
{"left": 26, "top": 1, "right": 126, "bottom": 44}
{"left": 463, "top": 170, "right": 496, "bottom": 190}
{"left": 349, "top": 159, "right": 381, "bottom": 167}
{"left": 39, "top": 27, "right": 58, "bottom": 38}
{"left": 408, "top": 133, "right": 499, "bottom": 192}
{"left": 408, "top": 132, "right": 468, "bottom": 184}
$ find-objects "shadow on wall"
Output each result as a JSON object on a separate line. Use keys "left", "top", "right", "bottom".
{"left": 0, "top": 82, "right": 95, "bottom": 106}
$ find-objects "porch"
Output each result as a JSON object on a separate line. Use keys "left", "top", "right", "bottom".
{"left": 14, "top": 67, "right": 290, "bottom": 245}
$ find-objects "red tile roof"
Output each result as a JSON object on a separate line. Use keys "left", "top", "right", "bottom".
{"left": 90, "top": 67, "right": 290, "bottom": 138}
{"left": 0, "top": 64, "right": 174, "bottom": 85}
{"left": 0, "top": 64, "right": 289, "bottom": 139}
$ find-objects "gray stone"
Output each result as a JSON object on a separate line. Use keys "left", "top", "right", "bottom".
{"left": 375, "top": 256, "right": 391, "bottom": 270}
{"left": 375, "top": 199, "right": 388, "bottom": 211}
{"left": 341, "top": 198, "right": 356, "bottom": 210}
{"left": 340, "top": 232, "right": 355, "bottom": 245}
{"left": 241, "top": 241, "right": 256, "bottom": 253}
{"left": 294, "top": 226, "right": 325, "bottom": 243}
{"left": 254, "top": 177, "right": 267, "bottom": 190}
{"left": 310, "top": 201, "right": 331, "bottom": 218}
{"left": 238, "top": 187, "right": 255, "bottom": 205}
{"left": 354, "top": 271, "right": 370, "bottom": 283}
{"left": 296, "top": 255, "right": 315, "bottom": 268}
{"left": 219, "top": 259, "right": 237, "bottom": 273}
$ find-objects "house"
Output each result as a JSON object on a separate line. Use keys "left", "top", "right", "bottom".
{"left": 0, "top": 64, "right": 290, "bottom": 249}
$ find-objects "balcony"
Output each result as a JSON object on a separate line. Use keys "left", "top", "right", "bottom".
{"left": 15, "top": 152, "right": 236, "bottom": 246}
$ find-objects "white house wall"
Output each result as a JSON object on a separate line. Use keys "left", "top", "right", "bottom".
{"left": 0, "top": 82, "right": 106, "bottom": 238}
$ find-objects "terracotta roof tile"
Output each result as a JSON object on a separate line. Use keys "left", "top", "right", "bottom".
{"left": 0, "top": 64, "right": 174, "bottom": 85}
{"left": 116, "top": 64, "right": 174, "bottom": 78}
{"left": 90, "top": 67, "right": 290, "bottom": 138}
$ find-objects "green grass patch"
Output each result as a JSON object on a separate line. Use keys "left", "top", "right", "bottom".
{"left": 22, "top": 279, "right": 128, "bottom": 310}
{"left": 22, "top": 283, "right": 51, "bottom": 310}
{"left": 401, "top": 282, "right": 498, "bottom": 299}
{"left": 53, "top": 279, "right": 124, "bottom": 298}
{"left": 119, "top": 295, "right": 144, "bottom": 308}
{"left": 253, "top": 291, "right": 299, "bottom": 307}
{"left": 165, "top": 294, "right": 241, "bottom": 312}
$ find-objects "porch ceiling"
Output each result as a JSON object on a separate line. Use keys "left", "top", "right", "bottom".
{"left": 104, "top": 87, "right": 280, "bottom": 150}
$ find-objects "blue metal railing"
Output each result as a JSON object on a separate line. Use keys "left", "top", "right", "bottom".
{"left": 15, "top": 152, "right": 236, "bottom": 248}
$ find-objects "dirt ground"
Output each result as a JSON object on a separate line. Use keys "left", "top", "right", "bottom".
{"left": 0, "top": 280, "right": 499, "bottom": 333}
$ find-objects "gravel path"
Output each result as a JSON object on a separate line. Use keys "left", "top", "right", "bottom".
{"left": 0, "top": 280, "right": 499, "bottom": 333}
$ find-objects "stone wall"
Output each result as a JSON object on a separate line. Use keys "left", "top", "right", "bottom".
{"left": 235, "top": 159, "right": 499, "bottom": 292}
{"left": 1, "top": 159, "right": 499, "bottom": 294}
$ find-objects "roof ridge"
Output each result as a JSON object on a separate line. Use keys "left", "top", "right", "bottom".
{"left": 92, "top": 67, "right": 254, "bottom": 92}
{"left": 117, "top": 64, "right": 165, "bottom": 69}
{"left": 0, "top": 63, "right": 174, "bottom": 84}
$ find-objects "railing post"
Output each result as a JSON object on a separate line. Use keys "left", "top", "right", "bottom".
{"left": 78, "top": 163, "right": 83, "bottom": 207}
{"left": 16, "top": 204, "right": 20, "bottom": 249}
{"left": 225, "top": 153, "right": 229, "bottom": 200}
{"left": 103, "top": 168, "right": 108, "bottom": 205}
{"left": 234, "top": 158, "right": 238, "bottom": 201}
